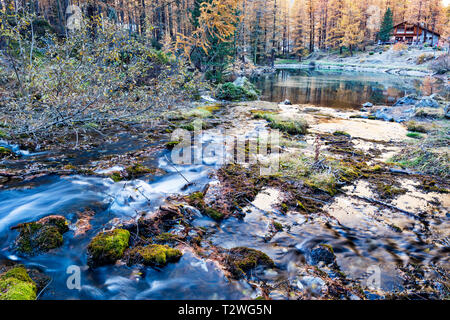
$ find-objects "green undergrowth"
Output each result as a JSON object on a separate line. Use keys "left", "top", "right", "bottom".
{"left": 390, "top": 123, "right": 449, "bottom": 179}
{"left": 253, "top": 112, "right": 308, "bottom": 135}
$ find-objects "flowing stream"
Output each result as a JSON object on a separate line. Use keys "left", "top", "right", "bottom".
{"left": 0, "top": 71, "right": 448, "bottom": 300}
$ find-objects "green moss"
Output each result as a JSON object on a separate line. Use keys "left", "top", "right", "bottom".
{"left": 333, "top": 130, "right": 351, "bottom": 137}
{"left": 128, "top": 244, "right": 182, "bottom": 266}
{"left": 0, "top": 147, "right": 13, "bottom": 155}
{"left": 15, "top": 216, "right": 69, "bottom": 255}
{"left": 280, "top": 203, "right": 288, "bottom": 213}
{"left": 420, "top": 179, "right": 448, "bottom": 193}
{"left": 125, "top": 163, "right": 154, "bottom": 178}
{"left": 227, "top": 247, "right": 275, "bottom": 279}
{"left": 0, "top": 129, "right": 9, "bottom": 138}
{"left": 406, "top": 132, "right": 424, "bottom": 139}
{"left": 165, "top": 140, "right": 180, "bottom": 150}
{"left": 0, "top": 266, "right": 37, "bottom": 300}
{"left": 188, "top": 191, "right": 204, "bottom": 202}
{"left": 375, "top": 182, "right": 407, "bottom": 199}
{"left": 272, "top": 221, "right": 283, "bottom": 231}
{"left": 204, "top": 207, "right": 224, "bottom": 221}
{"left": 187, "top": 191, "right": 224, "bottom": 221}
{"left": 180, "top": 119, "right": 209, "bottom": 131}
{"left": 110, "top": 171, "right": 123, "bottom": 182}
{"left": 254, "top": 112, "right": 308, "bottom": 135}
{"left": 34, "top": 225, "right": 63, "bottom": 251}
{"left": 364, "top": 165, "right": 382, "bottom": 173}
{"left": 406, "top": 121, "right": 428, "bottom": 133}
{"left": 87, "top": 229, "right": 130, "bottom": 267}
{"left": 155, "top": 232, "right": 179, "bottom": 243}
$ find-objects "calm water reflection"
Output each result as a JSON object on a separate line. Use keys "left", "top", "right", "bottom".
{"left": 252, "top": 69, "right": 443, "bottom": 109}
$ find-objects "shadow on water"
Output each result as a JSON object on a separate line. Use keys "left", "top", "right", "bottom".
{"left": 252, "top": 69, "right": 444, "bottom": 108}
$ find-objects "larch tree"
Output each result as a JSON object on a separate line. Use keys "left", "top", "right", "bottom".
{"left": 340, "top": 0, "right": 364, "bottom": 55}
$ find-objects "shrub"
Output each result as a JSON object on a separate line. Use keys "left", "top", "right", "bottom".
{"left": 253, "top": 112, "right": 308, "bottom": 135}
{"left": 393, "top": 43, "right": 408, "bottom": 52}
{"left": 416, "top": 53, "right": 434, "bottom": 65}
{"left": 406, "top": 121, "right": 428, "bottom": 133}
{"left": 430, "top": 54, "right": 450, "bottom": 74}
{"left": 215, "top": 80, "right": 260, "bottom": 101}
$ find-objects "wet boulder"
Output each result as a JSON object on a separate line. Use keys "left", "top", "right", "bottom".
{"left": 362, "top": 102, "right": 373, "bottom": 108}
{"left": 12, "top": 215, "right": 69, "bottom": 255}
{"left": 0, "top": 266, "right": 37, "bottom": 300}
{"left": 127, "top": 244, "right": 182, "bottom": 267}
{"left": 309, "top": 244, "right": 336, "bottom": 266}
{"left": 225, "top": 247, "right": 275, "bottom": 279}
{"left": 283, "top": 99, "right": 292, "bottom": 105}
{"left": 87, "top": 229, "right": 130, "bottom": 267}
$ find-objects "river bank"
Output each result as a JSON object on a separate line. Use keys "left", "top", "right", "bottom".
{"left": 274, "top": 46, "right": 449, "bottom": 78}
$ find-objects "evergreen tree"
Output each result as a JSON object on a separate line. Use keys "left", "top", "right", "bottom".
{"left": 379, "top": 8, "right": 393, "bottom": 43}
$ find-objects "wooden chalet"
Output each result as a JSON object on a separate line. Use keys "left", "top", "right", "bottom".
{"left": 391, "top": 22, "right": 440, "bottom": 45}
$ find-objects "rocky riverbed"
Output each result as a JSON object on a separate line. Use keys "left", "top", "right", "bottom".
{"left": 0, "top": 99, "right": 448, "bottom": 300}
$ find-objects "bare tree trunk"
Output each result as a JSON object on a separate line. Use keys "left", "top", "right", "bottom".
{"left": 271, "top": 0, "right": 277, "bottom": 67}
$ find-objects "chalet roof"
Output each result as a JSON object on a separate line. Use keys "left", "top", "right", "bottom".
{"left": 392, "top": 21, "right": 440, "bottom": 37}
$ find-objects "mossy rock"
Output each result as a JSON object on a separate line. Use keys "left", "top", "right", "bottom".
{"left": 0, "top": 266, "right": 37, "bottom": 300}
{"left": 166, "top": 140, "right": 180, "bottom": 150}
{"left": 154, "top": 232, "right": 180, "bottom": 244}
{"left": 226, "top": 247, "right": 275, "bottom": 279}
{"left": 14, "top": 215, "right": 69, "bottom": 255}
{"left": 204, "top": 207, "right": 224, "bottom": 221}
{"left": 125, "top": 163, "right": 154, "bottom": 178}
{"left": 0, "top": 146, "right": 13, "bottom": 157}
{"left": 215, "top": 80, "right": 260, "bottom": 101}
{"left": 87, "top": 229, "right": 130, "bottom": 267}
{"left": 375, "top": 182, "right": 407, "bottom": 199}
{"left": 128, "top": 244, "right": 182, "bottom": 266}
{"left": 110, "top": 171, "right": 123, "bottom": 182}
{"left": 186, "top": 191, "right": 225, "bottom": 221}
{"left": 272, "top": 221, "right": 283, "bottom": 231}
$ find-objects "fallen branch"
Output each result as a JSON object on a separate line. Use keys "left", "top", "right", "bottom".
{"left": 352, "top": 195, "right": 422, "bottom": 220}
{"left": 164, "top": 154, "right": 192, "bottom": 185}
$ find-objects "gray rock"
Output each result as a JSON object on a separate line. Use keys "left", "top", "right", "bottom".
{"left": 268, "top": 290, "right": 289, "bottom": 300}
{"left": 415, "top": 97, "right": 441, "bottom": 109}
{"left": 233, "top": 76, "right": 247, "bottom": 87}
{"left": 362, "top": 102, "right": 373, "bottom": 108}
{"left": 283, "top": 99, "right": 292, "bottom": 105}
{"left": 309, "top": 246, "right": 336, "bottom": 265}
{"left": 393, "top": 94, "right": 418, "bottom": 106}
{"left": 373, "top": 105, "right": 415, "bottom": 122}
{"left": 445, "top": 104, "right": 450, "bottom": 119}
{"left": 297, "top": 276, "right": 326, "bottom": 295}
